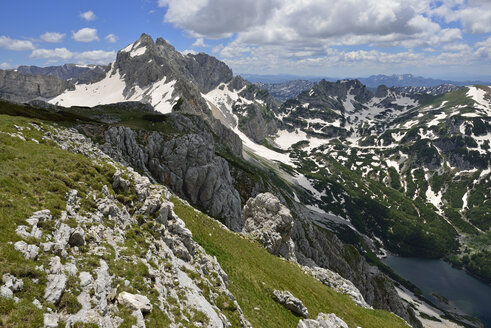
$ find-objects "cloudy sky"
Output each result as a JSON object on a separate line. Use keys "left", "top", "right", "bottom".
{"left": 1, "top": 0, "right": 490, "bottom": 80}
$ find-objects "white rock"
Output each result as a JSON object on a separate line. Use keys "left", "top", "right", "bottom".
{"left": 133, "top": 309, "right": 146, "bottom": 328}
{"left": 15, "top": 225, "right": 31, "bottom": 239}
{"left": 14, "top": 241, "right": 39, "bottom": 260}
{"left": 117, "top": 292, "right": 153, "bottom": 313}
{"left": 43, "top": 313, "right": 59, "bottom": 328}
{"left": 33, "top": 298, "right": 42, "bottom": 309}
{"left": 298, "top": 313, "right": 349, "bottom": 328}
{"left": 242, "top": 193, "right": 296, "bottom": 260}
{"left": 44, "top": 274, "right": 67, "bottom": 304}
{"left": 273, "top": 290, "right": 309, "bottom": 318}
{"left": 64, "top": 263, "right": 78, "bottom": 276}
{"left": 79, "top": 272, "right": 93, "bottom": 288}
{"left": 0, "top": 285, "right": 13, "bottom": 299}
{"left": 48, "top": 256, "right": 63, "bottom": 274}
{"left": 2, "top": 273, "right": 23, "bottom": 292}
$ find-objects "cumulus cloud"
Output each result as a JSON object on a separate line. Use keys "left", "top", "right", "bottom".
{"left": 159, "top": 0, "right": 281, "bottom": 38}
{"left": 0, "top": 36, "right": 35, "bottom": 51}
{"left": 76, "top": 50, "right": 116, "bottom": 64}
{"left": 30, "top": 48, "right": 73, "bottom": 60}
{"left": 0, "top": 62, "right": 11, "bottom": 69}
{"left": 160, "top": 0, "right": 466, "bottom": 47}
{"left": 105, "top": 34, "right": 118, "bottom": 43}
{"left": 40, "top": 32, "right": 65, "bottom": 43}
{"left": 432, "top": 0, "right": 491, "bottom": 34}
{"left": 29, "top": 48, "right": 115, "bottom": 64}
{"left": 80, "top": 10, "right": 96, "bottom": 21}
{"left": 72, "top": 28, "right": 99, "bottom": 42}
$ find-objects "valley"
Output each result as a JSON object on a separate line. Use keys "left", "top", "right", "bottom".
{"left": 0, "top": 33, "right": 489, "bottom": 328}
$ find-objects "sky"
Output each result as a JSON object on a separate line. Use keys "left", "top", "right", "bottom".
{"left": 0, "top": 0, "right": 490, "bottom": 80}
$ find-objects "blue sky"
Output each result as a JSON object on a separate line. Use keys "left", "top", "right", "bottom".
{"left": 1, "top": 0, "right": 490, "bottom": 80}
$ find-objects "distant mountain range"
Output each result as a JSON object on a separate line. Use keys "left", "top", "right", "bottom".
{"left": 357, "top": 74, "right": 491, "bottom": 88}
{"left": 246, "top": 73, "right": 490, "bottom": 91}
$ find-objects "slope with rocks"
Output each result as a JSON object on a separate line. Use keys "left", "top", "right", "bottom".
{"left": 0, "top": 99, "right": 412, "bottom": 327}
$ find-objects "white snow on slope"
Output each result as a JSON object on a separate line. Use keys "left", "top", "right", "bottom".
{"left": 49, "top": 69, "right": 177, "bottom": 114}
{"left": 130, "top": 46, "right": 147, "bottom": 58}
{"left": 50, "top": 70, "right": 127, "bottom": 107}
{"left": 467, "top": 86, "right": 491, "bottom": 115}
{"left": 203, "top": 83, "right": 293, "bottom": 164}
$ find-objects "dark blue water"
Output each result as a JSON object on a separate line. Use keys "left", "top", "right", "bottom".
{"left": 382, "top": 256, "right": 491, "bottom": 327}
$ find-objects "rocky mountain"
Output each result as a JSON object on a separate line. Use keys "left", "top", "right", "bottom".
{"left": 16, "top": 64, "right": 109, "bottom": 84}
{"left": 393, "top": 84, "right": 462, "bottom": 96}
{"left": 0, "top": 99, "right": 420, "bottom": 328}
{"left": 0, "top": 33, "right": 489, "bottom": 328}
{"left": 0, "top": 69, "right": 74, "bottom": 103}
{"left": 256, "top": 80, "right": 315, "bottom": 103}
{"left": 358, "top": 73, "right": 490, "bottom": 88}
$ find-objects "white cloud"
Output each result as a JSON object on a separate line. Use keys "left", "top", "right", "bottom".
{"left": 105, "top": 34, "right": 118, "bottom": 43}
{"left": 30, "top": 48, "right": 73, "bottom": 60}
{"left": 40, "top": 32, "right": 65, "bottom": 43}
{"left": 0, "top": 62, "right": 11, "bottom": 69}
{"left": 431, "top": 0, "right": 491, "bottom": 34}
{"left": 0, "top": 36, "right": 35, "bottom": 51}
{"left": 80, "top": 10, "right": 96, "bottom": 21}
{"left": 72, "top": 28, "right": 99, "bottom": 42}
{"left": 160, "top": 0, "right": 280, "bottom": 38}
{"left": 192, "top": 38, "right": 207, "bottom": 47}
{"left": 29, "top": 48, "right": 115, "bottom": 64}
{"left": 181, "top": 49, "right": 198, "bottom": 55}
{"left": 76, "top": 50, "right": 116, "bottom": 64}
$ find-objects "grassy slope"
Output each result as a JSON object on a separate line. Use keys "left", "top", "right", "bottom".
{"left": 0, "top": 114, "right": 114, "bottom": 326}
{"left": 172, "top": 198, "right": 409, "bottom": 328}
{"left": 0, "top": 112, "right": 408, "bottom": 327}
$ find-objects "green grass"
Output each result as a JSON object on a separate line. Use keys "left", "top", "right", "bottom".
{"left": 172, "top": 197, "right": 409, "bottom": 328}
{"left": 0, "top": 114, "right": 115, "bottom": 326}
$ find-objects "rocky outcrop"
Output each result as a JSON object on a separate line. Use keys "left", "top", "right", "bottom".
{"left": 100, "top": 124, "right": 243, "bottom": 231}
{"left": 302, "top": 266, "right": 369, "bottom": 309}
{"left": 7, "top": 123, "right": 251, "bottom": 327}
{"left": 185, "top": 52, "right": 233, "bottom": 93}
{"left": 117, "top": 292, "right": 152, "bottom": 313}
{"left": 297, "top": 313, "right": 349, "bottom": 328}
{"left": 0, "top": 69, "right": 74, "bottom": 103}
{"left": 17, "top": 64, "right": 108, "bottom": 84}
{"left": 242, "top": 192, "right": 296, "bottom": 260}
{"left": 272, "top": 290, "right": 309, "bottom": 318}
{"left": 292, "top": 214, "right": 422, "bottom": 328}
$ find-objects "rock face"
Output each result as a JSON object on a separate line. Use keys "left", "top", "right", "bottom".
{"left": 16, "top": 64, "right": 108, "bottom": 85}
{"left": 272, "top": 290, "right": 309, "bottom": 318}
{"left": 99, "top": 121, "right": 243, "bottom": 231}
{"left": 0, "top": 69, "right": 74, "bottom": 102}
{"left": 117, "top": 292, "right": 152, "bottom": 313}
{"left": 291, "top": 213, "right": 422, "bottom": 328}
{"left": 297, "top": 313, "right": 349, "bottom": 328}
{"left": 242, "top": 192, "right": 296, "bottom": 260}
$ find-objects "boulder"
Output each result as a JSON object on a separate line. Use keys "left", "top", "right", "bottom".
{"left": 2, "top": 273, "right": 23, "bottom": 292}
{"left": 43, "top": 313, "right": 59, "bottom": 328}
{"left": 242, "top": 193, "right": 296, "bottom": 260}
{"left": 297, "top": 313, "right": 349, "bottom": 328}
{"left": 272, "top": 290, "right": 308, "bottom": 318}
{"left": 68, "top": 229, "right": 85, "bottom": 247}
{"left": 14, "top": 241, "right": 39, "bottom": 260}
{"left": 117, "top": 292, "right": 153, "bottom": 313}
{"left": 79, "top": 272, "right": 93, "bottom": 288}
{"left": 44, "top": 274, "right": 67, "bottom": 304}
